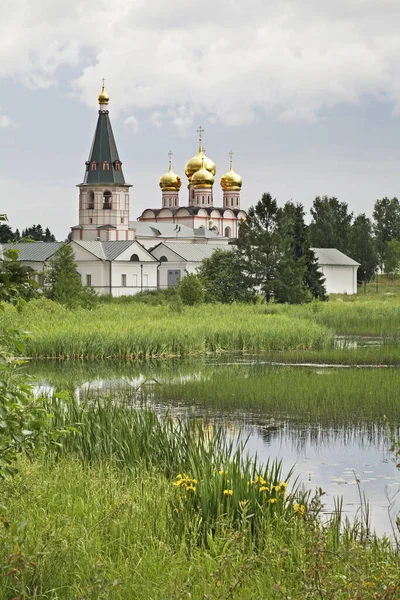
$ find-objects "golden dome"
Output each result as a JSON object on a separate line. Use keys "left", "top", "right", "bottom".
{"left": 185, "top": 126, "right": 216, "bottom": 180}
{"left": 159, "top": 154, "right": 182, "bottom": 191}
{"left": 98, "top": 84, "right": 109, "bottom": 105}
{"left": 220, "top": 152, "right": 242, "bottom": 191}
{"left": 192, "top": 163, "right": 215, "bottom": 189}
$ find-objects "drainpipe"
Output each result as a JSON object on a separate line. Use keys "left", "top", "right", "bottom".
{"left": 108, "top": 260, "right": 112, "bottom": 296}
{"left": 157, "top": 261, "right": 161, "bottom": 290}
{"left": 140, "top": 263, "right": 143, "bottom": 291}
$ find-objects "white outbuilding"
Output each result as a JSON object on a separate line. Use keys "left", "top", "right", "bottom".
{"left": 311, "top": 248, "right": 360, "bottom": 295}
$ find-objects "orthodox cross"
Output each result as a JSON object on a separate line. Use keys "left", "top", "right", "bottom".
{"left": 101, "top": 78, "right": 106, "bottom": 88}
{"left": 197, "top": 125, "right": 204, "bottom": 151}
{"left": 229, "top": 150, "right": 234, "bottom": 169}
{"left": 168, "top": 150, "right": 173, "bottom": 169}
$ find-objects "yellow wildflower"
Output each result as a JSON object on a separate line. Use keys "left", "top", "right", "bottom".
{"left": 274, "top": 485, "right": 281, "bottom": 492}
{"left": 223, "top": 489, "right": 233, "bottom": 496}
{"left": 219, "top": 470, "right": 224, "bottom": 475}
{"left": 294, "top": 503, "right": 305, "bottom": 516}
{"left": 269, "top": 498, "right": 277, "bottom": 504}
{"left": 280, "top": 482, "right": 288, "bottom": 488}
{"left": 186, "top": 485, "right": 196, "bottom": 493}
{"left": 176, "top": 474, "right": 183, "bottom": 480}
{"left": 259, "top": 486, "right": 269, "bottom": 492}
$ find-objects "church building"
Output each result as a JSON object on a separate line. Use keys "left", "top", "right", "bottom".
{"left": 139, "top": 128, "right": 247, "bottom": 238}
{"left": 71, "top": 85, "right": 246, "bottom": 243}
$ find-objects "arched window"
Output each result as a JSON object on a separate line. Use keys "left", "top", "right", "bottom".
{"left": 102, "top": 161, "right": 110, "bottom": 171}
{"left": 103, "top": 191, "right": 112, "bottom": 210}
{"left": 114, "top": 161, "right": 121, "bottom": 171}
{"left": 91, "top": 161, "right": 97, "bottom": 171}
{"left": 130, "top": 254, "right": 139, "bottom": 262}
{"left": 160, "top": 256, "right": 168, "bottom": 262}
{"left": 224, "top": 227, "right": 231, "bottom": 238}
{"left": 88, "top": 191, "right": 94, "bottom": 209}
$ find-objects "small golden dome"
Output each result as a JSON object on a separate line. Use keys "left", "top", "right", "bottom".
{"left": 98, "top": 84, "right": 109, "bottom": 105}
{"left": 192, "top": 163, "right": 215, "bottom": 188}
{"left": 185, "top": 127, "right": 216, "bottom": 180}
{"left": 159, "top": 166, "right": 181, "bottom": 191}
{"left": 159, "top": 152, "right": 181, "bottom": 191}
{"left": 221, "top": 152, "right": 242, "bottom": 191}
{"left": 220, "top": 167, "right": 242, "bottom": 191}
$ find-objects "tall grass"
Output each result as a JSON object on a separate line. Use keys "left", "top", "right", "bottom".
{"left": 0, "top": 299, "right": 332, "bottom": 358}
{"left": 1, "top": 457, "right": 399, "bottom": 599}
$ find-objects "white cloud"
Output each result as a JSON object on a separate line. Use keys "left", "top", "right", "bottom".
{"left": 0, "top": 114, "right": 17, "bottom": 129}
{"left": 124, "top": 115, "right": 139, "bottom": 135}
{"left": 3, "top": 0, "right": 400, "bottom": 127}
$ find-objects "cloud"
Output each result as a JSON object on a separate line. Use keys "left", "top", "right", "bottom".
{"left": 3, "top": 0, "right": 400, "bottom": 127}
{"left": 0, "top": 114, "right": 18, "bottom": 129}
{"left": 124, "top": 115, "right": 139, "bottom": 135}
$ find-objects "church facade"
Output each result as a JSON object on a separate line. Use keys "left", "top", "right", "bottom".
{"left": 71, "top": 86, "right": 246, "bottom": 244}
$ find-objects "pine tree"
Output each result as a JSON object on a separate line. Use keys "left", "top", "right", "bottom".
{"left": 46, "top": 244, "right": 96, "bottom": 308}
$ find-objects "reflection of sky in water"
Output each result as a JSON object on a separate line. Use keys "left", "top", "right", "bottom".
{"left": 241, "top": 425, "right": 399, "bottom": 537}
{"left": 32, "top": 374, "right": 400, "bottom": 539}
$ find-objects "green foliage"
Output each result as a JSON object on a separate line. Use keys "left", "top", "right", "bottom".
{"left": 46, "top": 243, "right": 97, "bottom": 308}
{"left": 0, "top": 331, "right": 60, "bottom": 479}
{"left": 0, "top": 248, "right": 39, "bottom": 304}
{"left": 373, "top": 197, "right": 400, "bottom": 268}
{"left": 309, "top": 195, "right": 353, "bottom": 253}
{"left": 178, "top": 272, "right": 205, "bottom": 306}
{"left": 384, "top": 239, "right": 400, "bottom": 280}
{"left": 20, "top": 224, "right": 56, "bottom": 242}
{"left": 197, "top": 248, "right": 255, "bottom": 303}
{"left": 235, "top": 196, "right": 326, "bottom": 303}
{"left": 350, "top": 214, "right": 378, "bottom": 283}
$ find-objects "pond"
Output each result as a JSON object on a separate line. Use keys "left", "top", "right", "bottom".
{"left": 25, "top": 356, "right": 400, "bottom": 538}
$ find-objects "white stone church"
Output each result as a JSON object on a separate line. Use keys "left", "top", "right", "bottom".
{"left": 0, "top": 85, "right": 359, "bottom": 295}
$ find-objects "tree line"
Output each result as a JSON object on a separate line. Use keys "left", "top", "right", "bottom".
{"left": 0, "top": 223, "right": 56, "bottom": 243}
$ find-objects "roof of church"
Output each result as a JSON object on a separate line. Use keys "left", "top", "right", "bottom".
{"left": 129, "top": 221, "right": 224, "bottom": 239}
{"left": 82, "top": 110, "right": 126, "bottom": 186}
{"left": 0, "top": 242, "right": 62, "bottom": 261}
{"left": 73, "top": 240, "right": 154, "bottom": 261}
{"left": 154, "top": 242, "right": 228, "bottom": 262}
{"left": 311, "top": 248, "right": 360, "bottom": 266}
{"left": 141, "top": 206, "right": 243, "bottom": 217}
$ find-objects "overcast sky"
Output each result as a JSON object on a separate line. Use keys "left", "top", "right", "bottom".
{"left": 2, "top": 0, "right": 400, "bottom": 239}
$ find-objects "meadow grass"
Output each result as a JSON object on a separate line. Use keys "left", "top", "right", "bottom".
{"left": 0, "top": 411, "right": 399, "bottom": 599}
{"left": 0, "top": 298, "right": 332, "bottom": 359}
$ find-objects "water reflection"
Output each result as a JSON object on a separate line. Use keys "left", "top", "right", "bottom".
{"left": 26, "top": 358, "right": 400, "bottom": 537}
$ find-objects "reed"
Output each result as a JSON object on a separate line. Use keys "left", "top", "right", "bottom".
{"left": 0, "top": 299, "right": 332, "bottom": 358}
{"left": 1, "top": 456, "right": 398, "bottom": 599}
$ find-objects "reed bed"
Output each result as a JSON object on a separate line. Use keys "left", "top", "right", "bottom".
{"left": 1, "top": 456, "right": 399, "bottom": 599}
{"left": 0, "top": 299, "right": 332, "bottom": 358}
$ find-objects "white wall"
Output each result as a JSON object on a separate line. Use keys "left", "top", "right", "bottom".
{"left": 319, "top": 265, "right": 358, "bottom": 295}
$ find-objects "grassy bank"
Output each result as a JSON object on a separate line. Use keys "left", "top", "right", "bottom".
{"left": 1, "top": 299, "right": 332, "bottom": 358}
{"left": 1, "top": 399, "right": 399, "bottom": 599}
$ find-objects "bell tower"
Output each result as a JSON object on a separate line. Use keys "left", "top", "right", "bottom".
{"left": 72, "top": 82, "right": 133, "bottom": 241}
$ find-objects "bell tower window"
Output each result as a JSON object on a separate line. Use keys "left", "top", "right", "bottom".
{"left": 114, "top": 161, "right": 121, "bottom": 171}
{"left": 90, "top": 162, "right": 97, "bottom": 171}
{"left": 88, "top": 191, "right": 94, "bottom": 209}
{"left": 103, "top": 191, "right": 112, "bottom": 209}
{"left": 102, "top": 161, "right": 110, "bottom": 171}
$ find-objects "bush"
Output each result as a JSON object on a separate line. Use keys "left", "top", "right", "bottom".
{"left": 178, "top": 273, "right": 205, "bottom": 306}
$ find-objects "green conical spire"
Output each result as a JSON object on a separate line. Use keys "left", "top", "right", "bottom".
{"left": 82, "top": 105, "right": 126, "bottom": 186}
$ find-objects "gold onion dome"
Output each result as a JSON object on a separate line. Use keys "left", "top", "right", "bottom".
{"left": 159, "top": 162, "right": 182, "bottom": 191}
{"left": 220, "top": 166, "right": 242, "bottom": 191}
{"left": 192, "top": 162, "right": 215, "bottom": 188}
{"left": 220, "top": 153, "right": 242, "bottom": 191}
{"left": 185, "top": 151, "right": 216, "bottom": 180}
{"left": 185, "top": 127, "right": 216, "bottom": 180}
{"left": 98, "top": 84, "right": 109, "bottom": 105}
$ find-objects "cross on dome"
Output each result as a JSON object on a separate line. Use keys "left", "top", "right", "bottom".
{"left": 229, "top": 150, "right": 234, "bottom": 169}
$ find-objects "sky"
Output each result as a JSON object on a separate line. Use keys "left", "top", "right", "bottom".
{"left": 2, "top": 0, "right": 400, "bottom": 240}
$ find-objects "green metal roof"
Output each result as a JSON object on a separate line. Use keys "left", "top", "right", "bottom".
{"left": 82, "top": 110, "right": 127, "bottom": 186}
{"left": 73, "top": 240, "right": 156, "bottom": 261}
{"left": 311, "top": 248, "right": 360, "bottom": 267}
{"left": 155, "top": 242, "right": 228, "bottom": 262}
{"left": 0, "top": 242, "right": 62, "bottom": 262}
